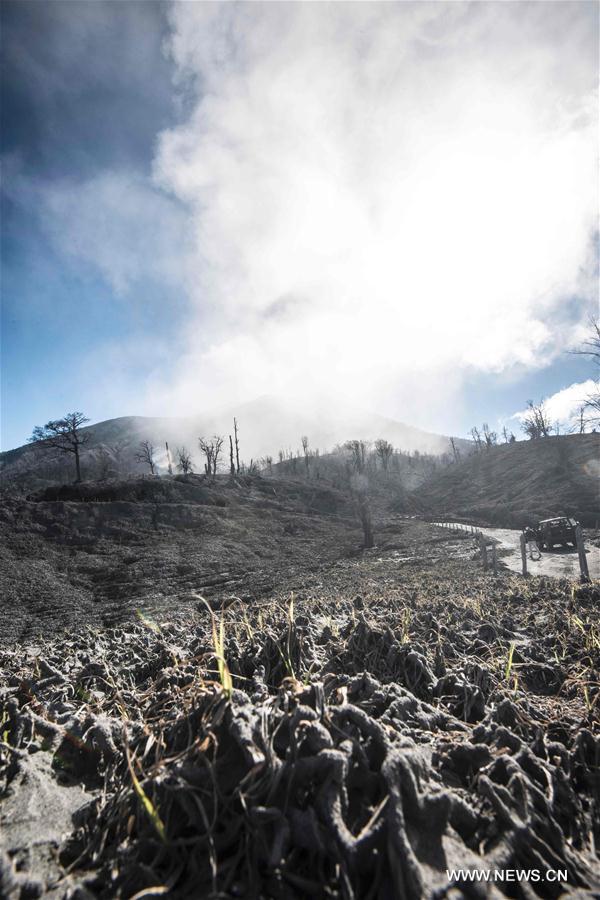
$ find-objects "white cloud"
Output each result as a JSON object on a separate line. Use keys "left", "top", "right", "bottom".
{"left": 9, "top": 4, "right": 596, "bottom": 434}
{"left": 513, "top": 379, "right": 598, "bottom": 431}
{"left": 5, "top": 167, "right": 192, "bottom": 299}
{"left": 143, "top": 2, "right": 597, "bottom": 425}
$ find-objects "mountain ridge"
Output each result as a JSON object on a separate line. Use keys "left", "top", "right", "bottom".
{"left": 1, "top": 395, "right": 470, "bottom": 484}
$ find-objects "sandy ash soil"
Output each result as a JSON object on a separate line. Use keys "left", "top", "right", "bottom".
{"left": 0, "top": 483, "right": 599, "bottom": 898}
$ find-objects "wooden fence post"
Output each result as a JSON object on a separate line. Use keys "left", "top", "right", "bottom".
{"left": 575, "top": 525, "right": 590, "bottom": 582}
{"left": 520, "top": 533, "right": 528, "bottom": 577}
{"left": 480, "top": 536, "right": 488, "bottom": 571}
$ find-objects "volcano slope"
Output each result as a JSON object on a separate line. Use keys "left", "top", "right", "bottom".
{"left": 411, "top": 433, "right": 600, "bottom": 527}
{"left": 1, "top": 520, "right": 599, "bottom": 899}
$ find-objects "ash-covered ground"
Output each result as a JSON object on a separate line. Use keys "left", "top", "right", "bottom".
{"left": 1, "top": 485, "right": 599, "bottom": 899}
{"left": 0, "top": 475, "right": 360, "bottom": 642}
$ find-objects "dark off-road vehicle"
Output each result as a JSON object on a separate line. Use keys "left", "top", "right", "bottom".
{"left": 534, "top": 517, "right": 579, "bottom": 551}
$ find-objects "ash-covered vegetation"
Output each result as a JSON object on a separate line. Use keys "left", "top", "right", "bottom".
{"left": 1, "top": 548, "right": 599, "bottom": 898}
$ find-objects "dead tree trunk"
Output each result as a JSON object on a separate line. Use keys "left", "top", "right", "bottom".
{"left": 74, "top": 445, "right": 82, "bottom": 483}
{"left": 234, "top": 418, "right": 240, "bottom": 474}
{"left": 229, "top": 435, "right": 235, "bottom": 476}
{"left": 358, "top": 493, "right": 374, "bottom": 549}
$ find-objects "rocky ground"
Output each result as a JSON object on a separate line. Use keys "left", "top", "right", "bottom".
{"left": 1, "top": 513, "right": 599, "bottom": 899}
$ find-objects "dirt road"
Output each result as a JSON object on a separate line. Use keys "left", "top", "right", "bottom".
{"left": 482, "top": 525, "right": 600, "bottom": 578}
{"left": 435, "top": 521, "right": 600, "bottom": 579}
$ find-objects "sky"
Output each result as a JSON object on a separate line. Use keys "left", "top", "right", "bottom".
{"left": 1, "top": 0, "right": 598, "bottom": 451}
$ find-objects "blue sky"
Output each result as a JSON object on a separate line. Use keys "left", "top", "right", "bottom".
{"left": 1, "top": 1, "right": 188, "bottom": 449}
{"left": 1, "top": 1, "right": 598, "bottom": 450}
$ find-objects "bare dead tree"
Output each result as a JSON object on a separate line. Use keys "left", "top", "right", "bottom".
{"left": 571, "top": 316, "right": 600, "bottom": 366}
{"left": 521, "top": 400, "right": 553, "bottom": 439}
{"left": 165, "top": 442, "right": 173, "bottom": 475}
{"left": 570, "top": 317, "right": 600, "bottom": 426}
{"left": 135, "top": 440, "right": 156, "bottom": 475}
{"left": 29, "top": 411, "right": 90, "bottom": 482}
{"left": 233, "top": 418, "right": 240, "bottom": 474}
{"left": 358, "top": 492, "right": 374, "bottom": 549}
{"left": 584, "top": 391, "right": 600, "bottom": 427}
{"left": 482, "top": 423, "right": 497, "bottom": 448}
{"left": 569, "top": 402, "right": 594, "bottom": 434}
{"left": 199, "top": 436, "right": 224, "bottom": 475}
{"left": 301, "top": 436, "right": 310, "bottom": 474}
{"left": 212, "top": 436, "right": 223, "bottom": 474}
{"left": 199, "top": 438, "right": 213, "bottom": 475}
{"left": 176, "top": 446, "right": 193, "bottom": 474}
{"left": 345, "top": 440, "right": 370, "bottom": 474}
{"left": 448, "top": 437, "right": 460, "bottom": 462}
{"left": 199, "top": 438, "right": 212, "bottom": 475}
{"left": 229, "top": 435, "right": 236, "bottom": 476}
{"left": 374, "top": 438, "right": 394, "bottom": 471}
{"left": 469, "top": 426, "right": 483, "bottom": 451}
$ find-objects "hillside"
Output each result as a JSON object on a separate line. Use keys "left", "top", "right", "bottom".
{"left": 0, "top": 472, "right": 366, "bottom": 642}
{"left": 0, "top": 395, "right": 470, "bottom": 489}
{"left": 412, "top": 432, "right": 600, "bottom": 526}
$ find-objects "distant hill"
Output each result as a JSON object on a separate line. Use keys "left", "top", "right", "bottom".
{"left": 411, "top": 433, "right": 600, "bottom": 526}
{"left": 0, "top": 395, "right": 470, "bottom": 488}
